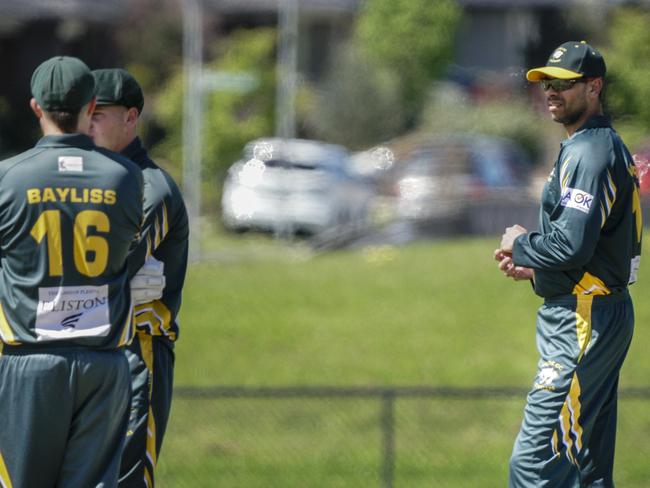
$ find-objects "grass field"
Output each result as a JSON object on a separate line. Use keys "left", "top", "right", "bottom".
{"left": 156, "top": 227, "right": 650, "bottom": 487}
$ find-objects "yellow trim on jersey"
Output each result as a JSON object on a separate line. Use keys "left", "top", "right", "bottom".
{"left": 161, "top": 202, "right": 169, "bottom": 240}
{"left": 135, "top": 301, "right": 175, "bottom": 340}
{"left": 117, "top": 303, "right": 136, "bottom": 347}
{"left": 0, "top": 451, "right": 13, "bottom": 488}
{"left": 0, "top": 303, "right": 19, "bottom": 345}
{"left": 153, "top": 216, "right": 161, "bottom": 250}
{"left": 560, "top": 157, "right": 572, "bottom": 190}
{"left": 146, "top": 234, "right": 153, "bottom": 259}
{"left": 572, "top": 272, "right": 610, "bottom": 296}
{"left": 606, "top": 170, "right": 617, "bottom": 197}
{"left": 632, "top": 185, "right": 643, "bottom": 244}
{"left": 602, "top": 181, "right": 613, "bottom": 217}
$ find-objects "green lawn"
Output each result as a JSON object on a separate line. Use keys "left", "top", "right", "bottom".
{"left": 156, "top": 229, "right": 650, "bottom": 487}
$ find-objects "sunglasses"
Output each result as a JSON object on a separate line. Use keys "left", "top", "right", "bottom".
{"left": 540, "top": 78, "right": 586, "bottom": 92}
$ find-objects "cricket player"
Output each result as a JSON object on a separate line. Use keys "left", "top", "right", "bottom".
{"left": 495, "top": 41, "right": 642, "bottom": 486}
{"left": 0, "top": 56, "right": 144, "bottom": 487}
{"left": 90, "top": 68, "right": 189, "bottom": 488}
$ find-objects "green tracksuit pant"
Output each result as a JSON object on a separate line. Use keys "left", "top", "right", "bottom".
{"left": 0, "top": 347, "right": 131, "bottom": 488}
{"left": 509, "top": 291, "right": 634, "bottom": 488}
{"left": 119, "top": 332, "right": 174, "bottom": 488}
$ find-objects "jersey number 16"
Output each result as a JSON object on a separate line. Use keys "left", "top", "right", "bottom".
{"left": 30, "top": 209, "right": 110, "bottom": 277}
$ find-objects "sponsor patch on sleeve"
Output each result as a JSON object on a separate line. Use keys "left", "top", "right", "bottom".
{"left": 560, "top": 187, "right": 594, "bottom": 214}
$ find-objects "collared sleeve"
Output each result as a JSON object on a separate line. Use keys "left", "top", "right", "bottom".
{"left": 513, "top": 142, "right": 613, "bottom": 270}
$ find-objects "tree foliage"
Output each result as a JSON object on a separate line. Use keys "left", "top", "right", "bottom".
{"left": 604, "top": 7, "right": 650, "bottom": 147}
{"left": 303, "top": 47, "right": 406, "bottom": 149}
{"left": 354, "top": 0, "right": 461, "bottom": 112}
{"left": 153, "top": 28, "right": 276, "bottom": 182}
{"left": 421, "top": 84, "right": 553, "bottom": 165}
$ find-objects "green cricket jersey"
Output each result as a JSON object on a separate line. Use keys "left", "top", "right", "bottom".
{"left": 513, "top": 116, "right": 642, "bottom": 298}
{"left": 123, "top": 137, "right": 188, "bottom": 342}
{"left": 0, "top": 134, "right": 143, "bottom": 348}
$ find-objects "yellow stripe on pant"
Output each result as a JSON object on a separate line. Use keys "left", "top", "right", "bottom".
{"left": 575, "top": 295, "right": 593, "bottom": 362}
{"left": 0, "top": 451, "right": 13, "bottom": 488}
{"left": 145, "top": 406, "right": 158, "bottom": 480}
{"left": 558, "top": 373, "right": 584, "bottom": 464}
{"left": 555, "top": 271, "right": 606, "bottom": 465}
{"left": 138, "top": 333, "right": 159, "bottom": 486}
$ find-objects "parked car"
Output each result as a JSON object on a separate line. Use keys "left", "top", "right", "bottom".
{"left": 221, "top": 138, "right": 375, "bottom": 235}
{"left": 381, "top": 133, "right": 532, "bottom": 226}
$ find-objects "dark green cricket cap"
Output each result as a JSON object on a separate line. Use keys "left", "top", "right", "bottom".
{"left": 527, "top": 41, "right": 606, "bottom": 81}
{"left": 92, "top": 68, "right": 144, "bottom": 114}
{"left": 31, "top": 56, "right": 95, "bottom": 111}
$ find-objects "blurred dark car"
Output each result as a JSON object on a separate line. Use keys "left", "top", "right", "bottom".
{"left": 221, "top": 138, "right": 375, "bottom": 235}
{"left": 382, "top": 133, "right": 532, "bottom": 228}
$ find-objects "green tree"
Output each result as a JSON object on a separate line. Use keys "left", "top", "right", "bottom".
{"left": 604, "top": 7, "right": 650, "bottom": 147}
{"left": 153, "top": 28, "right": 276, "bottom": 210}
{"left": 304, "top": 47, "right": 406, "bottom": 149}
{"left": 354, "top": 0, "right": 461, "bottom": 114}
{"left": 420, "top": 84, "right": 554, "bottom": 165}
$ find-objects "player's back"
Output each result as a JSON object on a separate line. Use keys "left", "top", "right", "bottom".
{"left": 0, "top": 133, "right": 143, "bottom": 349}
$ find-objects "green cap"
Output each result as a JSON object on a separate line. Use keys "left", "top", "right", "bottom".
{"left": 92, "top": 68, "right": 144, "bottom": 114}
{"left": 30, "top": 56, "right": 95, "bottom": 111}
{"left": 527, "top": 41, "right": 606, "bottom": 81}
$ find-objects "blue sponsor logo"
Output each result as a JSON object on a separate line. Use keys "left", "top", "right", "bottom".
{"left": 560, "top": 187, "right": 593, "bottom": 214}
{"left": 61, "top": 313, "right": 83, "bottom": 328}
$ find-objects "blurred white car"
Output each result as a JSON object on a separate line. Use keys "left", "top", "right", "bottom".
{"left": 221, "top": 138, "right": 374, "bottom": 235}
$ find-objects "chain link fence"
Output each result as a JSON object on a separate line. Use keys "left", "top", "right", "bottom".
{"left": 156, "top": 386, "right": 650, "bottom": 487}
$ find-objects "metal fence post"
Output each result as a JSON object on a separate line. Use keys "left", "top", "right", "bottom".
{"left": 181, "top": 0, "right": 203, "bottom": 263}
{"left": 381, "top": 389, "right": 395, "bottom": 488}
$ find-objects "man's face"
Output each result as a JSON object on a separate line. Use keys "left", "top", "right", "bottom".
{"left": 89, "top": 105, "right": 130, "bottom": 152}
{"left": 542, "top": 78, "right": 589, "bottom": 126}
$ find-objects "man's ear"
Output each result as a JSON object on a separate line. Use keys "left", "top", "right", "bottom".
{"left": 589, "top": 77, "right": 603, "bottom": 98}
{"left": 29, "top": 98, "right": 43, "bottom": 118}
{"left": 126, "top": 107, "right": 139, "bottom": 126}
{"left": 85, "top": 97, "right": 97, "bottom": 116}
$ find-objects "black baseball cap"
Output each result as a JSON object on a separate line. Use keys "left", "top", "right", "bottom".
{"left": 92, "top": 68, "right": 144, "bottom": 114}
{"left": 527, "top": 41, "right": 606, "bottom": 81}
{"left": 30, "top": 56, "right": 95, "bottom": 111}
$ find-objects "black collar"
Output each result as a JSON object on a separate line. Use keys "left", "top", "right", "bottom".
{"left": 35, "top": 133, "right": 95, "bottom": 149}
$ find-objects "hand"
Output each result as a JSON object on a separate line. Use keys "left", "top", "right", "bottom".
{"left": 510, "top": 267, "right": 534, "bottom": 281}
{"left": 493, "top": 248, "right": 509, "bottom": 262}
{"left": 500, "top": 225, "right": 527, "bottom": 254}
{"left": 130, "top": 256, "right": 166, "bottom": 306}
{"left": 494, "top": 248, "right": 534, "bottom": 281}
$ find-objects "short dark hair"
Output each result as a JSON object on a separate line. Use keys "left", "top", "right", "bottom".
{"left": 46, "top": 110, "right": 80, "bottom": 133}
